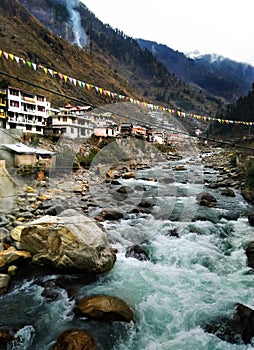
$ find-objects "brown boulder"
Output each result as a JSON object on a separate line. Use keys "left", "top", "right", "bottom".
{"left": 14, "top": 210, "right": 116, "bottom": 274}
{"left": 0, "top": 246, "right": 31, "bottom": 269}
{"left": 51, "top": 330, "right": 95, "bottom": 350}
{"left": 74, "top": 295, "right": 134, "bottom": 323}
{"left": 196, "top": 192, "right": 217, "bottom": 207}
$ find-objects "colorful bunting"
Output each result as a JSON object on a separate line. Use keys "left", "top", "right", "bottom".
{"left": 0, "top": 48, "right": 253, "bottom": 127}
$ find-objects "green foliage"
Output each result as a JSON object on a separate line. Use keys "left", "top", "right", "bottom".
{"left": 79, "top": 147, "right": 99, "bottom": 168}
{"left": 30, "top": 134, "right": 39, "bottom": 147}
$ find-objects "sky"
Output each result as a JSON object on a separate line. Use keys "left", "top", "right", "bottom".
{"left": 81, "top": 0, "right": 254, "bottom": 66}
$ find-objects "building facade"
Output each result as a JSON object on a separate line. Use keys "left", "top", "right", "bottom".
{"left": 5, "top": 87, "right": 51, "bottom": 135}
{"left": 0, "top": 89, "right": 7, "bottom": 128}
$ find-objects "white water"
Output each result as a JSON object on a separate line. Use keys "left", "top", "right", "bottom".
{"left": 1, "top": 156, "right": 254, "bottom": 349}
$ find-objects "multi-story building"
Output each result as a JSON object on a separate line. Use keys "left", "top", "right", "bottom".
{"left": 48, "top": 104, "right": 116, "bottom": 139}
{"left": 48, "top": 104, "right": 94, "bottom": 139}
{"left": 0, "top": 89, "right": 7, "bottom": 128}
{"left": 5, "top": 87, "right": 51, "bottom": 135}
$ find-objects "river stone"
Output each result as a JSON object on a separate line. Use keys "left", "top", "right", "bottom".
{"left": 51, "top": 329, "right": 95, "bottom": 350}
{"left": 125, "top": 244, "right": 149, "bottom": 261}
{"left": 221, "top": 188, "right": 236, "bottom": 197}
{"left": 204, "top": 303, "right": 254, "bottom": 344}
{"left": 245, "top": 241, "right": 254, "bottom": 268}
{"left": 196, "top": 192, "right": 217, "bottom": 206}
{"left": 74, "top": 295, "right": 134, "bottom": 322}
{"left": 0, "top": 273, "right": 10, "bottom": 294}
{"left": 0, "top": 246, "right": 31, "bottom": 268}
{"left": 16, "top": 210, "right": 116, "bottom": 273}
{"left": 247, "top": 213, "right": 254, "bottom": 226}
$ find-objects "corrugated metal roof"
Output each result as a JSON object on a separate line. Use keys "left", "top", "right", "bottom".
{"left": 2, "top": 142, "right": 56, "bottom": 155}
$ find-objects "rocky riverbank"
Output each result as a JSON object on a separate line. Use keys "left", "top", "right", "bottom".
{"left": 1, "top": 143, "right": 254, "bottom": 348}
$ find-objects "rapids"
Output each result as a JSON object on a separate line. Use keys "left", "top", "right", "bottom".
{"left": 1, "top": 154, "right": 254, "bottom": 350}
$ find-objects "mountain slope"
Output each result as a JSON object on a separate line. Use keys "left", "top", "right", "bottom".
{"left": 16, "top": 0, "right": 223, "bottom": 115}
{"left": 0, "top": 0, "right": 143, "bottom": 108}
{"left": 137, "top": 39, "right": 254, "bottom": 103}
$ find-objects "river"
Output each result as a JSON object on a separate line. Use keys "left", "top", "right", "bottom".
{"left": 1, "top": 147, "right": 254, "bottom": 350}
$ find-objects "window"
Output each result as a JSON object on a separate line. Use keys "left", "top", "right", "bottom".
{"left": 38, "top": 106, "right": 45, "bottom": 112}
{"left": 63, "top": 117, "right": 67, "bottom": 122}
{"left": 71, "top": 127, "right": 74, "bottom": 134}
{"left": 36, "top": 126, "right": 41, "bottom": 132}
{"left": 9, "top": 89, "right": 19, "bottom": 96}
{"left": 10, "top": 100, "right": 19, "bottom": 108}
{"left": 37, "top": 95, "right": 45, "bottom": 102}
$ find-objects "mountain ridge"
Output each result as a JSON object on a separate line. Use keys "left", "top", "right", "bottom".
{"left": 137, "top": 39, "right": 254, "bottom": 103}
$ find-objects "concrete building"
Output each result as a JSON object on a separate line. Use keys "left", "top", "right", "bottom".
{"left": 5, "top": 87, "right": 51, "bottom": 135}
{"left": 0, "top": 89, "right": 7, "bottom": 128}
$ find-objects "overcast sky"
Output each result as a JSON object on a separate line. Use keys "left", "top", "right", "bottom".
{"left": 81, "top": 0, "right": 254, "bottom": 66}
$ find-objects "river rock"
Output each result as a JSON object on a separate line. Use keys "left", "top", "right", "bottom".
{"left": 74, "top": 295, "right": 134, "bottom": 323}
{"left": 99, "top": 209, "right": 124, "bottom": 221}
{"left": 221, "top": 188, "right": 236, "bottom": 197}
{"left": 14, "top": 210, "right": 116, "bottom": 274}
{"left": 117, "top": 186, "right": 134, "bottom": 194}
{"left": 0, "top": 273, "right": 11, "bottom": 294}
{"left": 0, "top": 326, "right": 15, "bottom": 345}
{"left": 247, "top": 213, "right": 254, "bottom": 226}
{"left": 196, "top": 192, "right": 217, "bottom": 207}
{"left": 0, "top": 246, "right": 31, "bottom": 269}
{"left": 245, "top": 241, "right": 254, "bottom": 268}
{"left": 51, "top": 329, "right": 95, "bottom": 350}
{"left": 204, "top": 303, "right": 254, "bottom": 344}
{"left": 125, "top": 244, "right": 149, "bottom": 261}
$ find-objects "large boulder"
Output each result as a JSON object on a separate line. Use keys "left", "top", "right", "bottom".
{"left": 74, "top": 295, "right": 134, "bottom": 323}
{"left": 13, "top": 209, "right": 116, "bottom": 274}
{"left": 204, "top": 303, "right": 254, "bottom": 344}
{"left": 51, "top": 330, "right": 95, "bottom": 350}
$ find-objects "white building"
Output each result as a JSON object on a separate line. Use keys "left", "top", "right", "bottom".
{"left": 49, "top": 104, "right": 94, "bottom": 139}
{"left": 5, "top": 87, "right": 51, "bottom": 135}
{"left": 49, "top": 104, "right": 116, "bottom": 139}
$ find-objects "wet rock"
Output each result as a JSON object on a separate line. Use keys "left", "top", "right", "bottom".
{"left": 0, "top": 326, "right": 15, "bottom": 345}
{"left": 117, "top": 186, "right": 134, "bottom": 194}
{"left": 74, "top": 295, "right": 134, "bottom": 323}
{"left": 14, "top": 210, "right": 116, "bottom": 274}
{"left": 99, "top": 209, "right": 124, "bottom": 221}
{"left": 0, "top": 227, "right": 10, "bottom": 243}
{"left": 165, "top": 228, "right": 179, "bottom": 238}
{"left": 121, "top": 172, "right": 136, "bottom": 179}
{"left": 125, "top": 244, "right": 149, "bottom": 261}
{"left": 248, "top": 213, "right": 254, "bottom": 226}
{"left": 111, "top": 180, "right": 121, "bottom": 185}
{"left": 138, "top": 200, "right": 153, "bottom": 208}
{"left": 204, "top": 303, "right": 254, "bottom": 344}
{"left": 51, "top": 329, "right": 95, "bottom": 350}
{"left": 44, "top": 204, "right": 66, "bottom": 216}
{"left": 160, "top": 177, "right": 175, "bottom": 184}
{"left": 134, "top": 185, "right": 146, "bottom": 191}
{"left": 40, "top": 280, "right": 59, "bottom": 301}
{"left": 0, "top": 273, "right": 11, "bottom": 294}
{"left": 221, "top": 188, "right": 236, "bottom": 197}
{"left": 196, "top": 192, "right": 217, "bottom": 207}
{"left": 245, "top": 241, "right": 254, "bottom": 268}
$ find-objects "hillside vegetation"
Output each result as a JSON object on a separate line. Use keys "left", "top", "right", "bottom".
{"left": 0, "top": 0, "right": 222, "bottom": 117}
